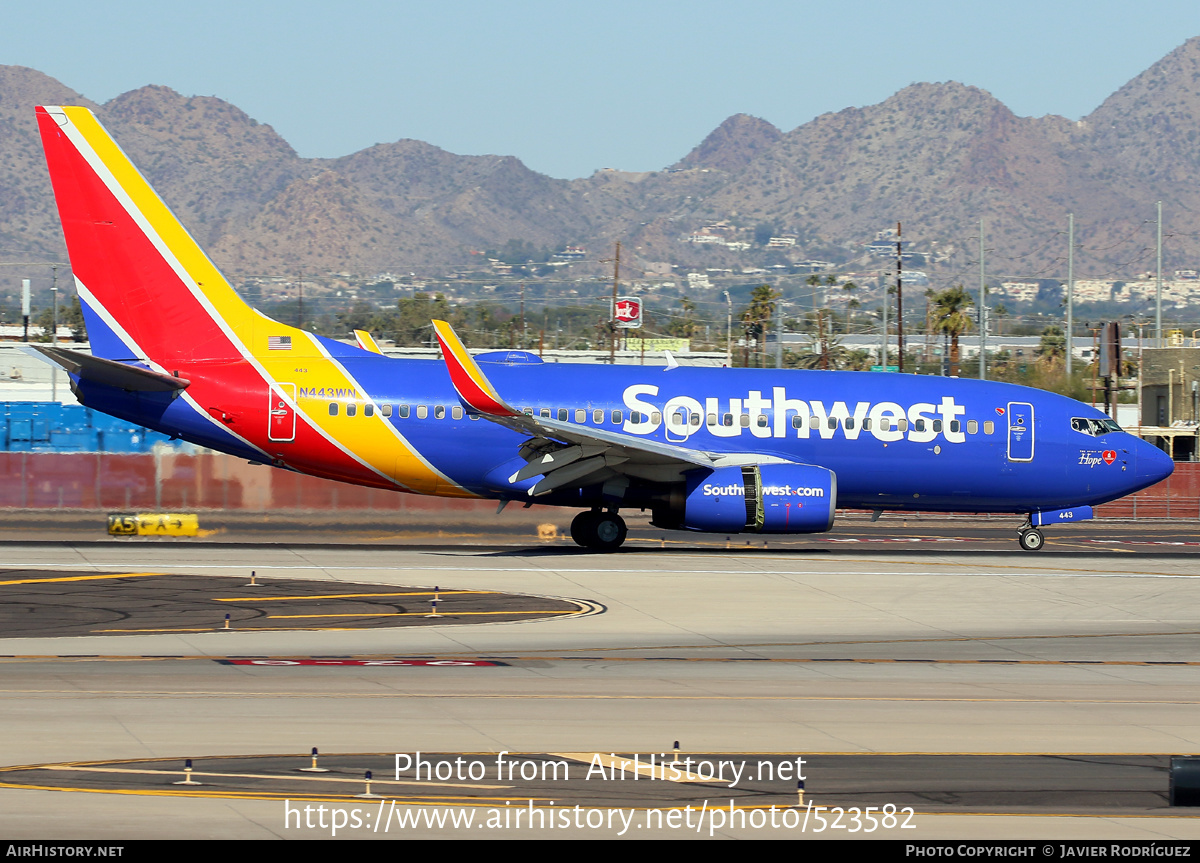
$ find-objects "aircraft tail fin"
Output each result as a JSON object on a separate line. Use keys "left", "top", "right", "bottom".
{"left": 432, "top": 319, "right": 519, "bottom": 417}
{"left": 36, "top": 105, "right": 262, "bottom": 364}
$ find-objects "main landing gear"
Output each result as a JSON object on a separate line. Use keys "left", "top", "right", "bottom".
{"left": 570, "top": 509, "right": 627, "bottom": 552}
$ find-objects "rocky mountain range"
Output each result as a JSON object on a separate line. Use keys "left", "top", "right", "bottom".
{"left": 4, "top": 36, "right": 1200, "bottom": 293}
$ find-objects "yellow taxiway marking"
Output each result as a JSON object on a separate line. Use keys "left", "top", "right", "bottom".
{"left": 38, "top": 764, "right": 509, "bottom": 790}
{"left": 0, "top": 779, "right": 1194, "bottom": 816}
{"left": 212, "top": 590, "right": 496, "bottom": 602}
{"left": 265, "top": 611, "right": 573, "bottom": 619}
{"left": 0, "top": 572, "right": 163, "bottom": 586}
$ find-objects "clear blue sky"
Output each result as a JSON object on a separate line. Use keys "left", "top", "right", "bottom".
{"left": 5, "top": 1, "right": 1198, "bottom": 178}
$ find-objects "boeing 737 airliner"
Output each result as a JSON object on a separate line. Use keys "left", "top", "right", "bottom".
{"left": 31, "top": 106, "right": 1174, "bottom": 551}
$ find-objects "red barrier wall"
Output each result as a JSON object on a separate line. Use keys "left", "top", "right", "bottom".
{"left": 1, "top": 452, "right": 1197, "bottom": 518}
{"left": 1094, "top": 462, "right": 1200, "bottom": 519}
{"left": 0, "top": 452, "right": 496, "bottom": 514}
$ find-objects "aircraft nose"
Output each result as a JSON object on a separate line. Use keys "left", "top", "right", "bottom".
{"left": 1133, "top": 438, "right": 1174, "bottom": 490}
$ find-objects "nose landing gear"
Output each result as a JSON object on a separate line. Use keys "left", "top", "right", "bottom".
{"left": 1017, "top": 528, "right": 1044, "bottom": 551}
{"left": 570, "top": 509, "right": 628, "bottom": 551}
{"left": 1017, "top": 516, "right": 1045, "bottom": 552}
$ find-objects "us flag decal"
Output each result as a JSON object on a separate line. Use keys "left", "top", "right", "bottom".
{"left": 268, "top": 335, "right": 292, "bottom": 350}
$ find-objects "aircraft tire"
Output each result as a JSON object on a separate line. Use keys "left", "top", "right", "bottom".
{"left": 588, "top": 512, "right": 627, "bottom": 552}
{"left": 570, "top": 511, "right": 598, "bottom": 548}
{"left": 1018, "top": 529, "right": 1045, "bottom": 551}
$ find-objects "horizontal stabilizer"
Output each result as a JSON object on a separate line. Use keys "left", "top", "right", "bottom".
{"left": 30, "top": 345, "right": 190, "bottom": 392}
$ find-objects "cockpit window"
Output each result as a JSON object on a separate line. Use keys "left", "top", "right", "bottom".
{"left": 1071, "top": 417, "right": 1122, "bottom": 436}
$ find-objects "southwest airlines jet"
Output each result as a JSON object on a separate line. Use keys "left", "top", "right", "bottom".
{"left": 32, "top": 106, "right": 1173, "bottom": 552}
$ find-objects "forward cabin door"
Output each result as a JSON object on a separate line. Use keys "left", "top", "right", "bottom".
{"left": 268, "top": 383, "right": 297, "bottom": 442}
{"left": 1006, "top": 401, "right": 1034, "bottom": 462}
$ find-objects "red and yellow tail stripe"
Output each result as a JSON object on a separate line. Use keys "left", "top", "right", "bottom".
{"left": 38, "top": 106, "right": 469, "bottom": 497}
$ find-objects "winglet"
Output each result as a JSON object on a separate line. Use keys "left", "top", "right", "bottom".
{"left": 354, "top": 329, "right": 383, "bottom": 354}
{"left": 432, "top": 320, "right": 519, "bottom": 417}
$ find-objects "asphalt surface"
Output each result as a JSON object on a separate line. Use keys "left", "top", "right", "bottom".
{"left": 0, "top": 537, "right": 1198, "bottom": 839}
{"left": 0, "top": 570, "right": 592, "bottom": 638}
{"left": 0, "top": 752, "right": 1173, "bottom": 813}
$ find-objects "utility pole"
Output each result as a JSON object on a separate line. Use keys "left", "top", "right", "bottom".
{"left": 896, "top": 222, "right": 904, "bottom": 373}
{"left": 519, "top": 283, "right": 526, "bottom": 350}
{"left": 609, "top": 241, "right": 621, "bottom": 364}
{"left": 978, "top": 220, "right": 987, "bottom": 381}
{"left": 775, "top": 297, "right": 784, "bottom": 368}
{"left": 21, "top": 279, "right": 30, "bottom": 342}
{"left": 723, "top": 291, "right": 732, "bottom": 367}
{"left": 1066, "top": 213, "right": 1074, "bottom": 376}
{"left": 1155, "top": 201, "right": 1163, "bottom": 348}
{"left": 880, "top": 276, "right": 888, "bottom": 370}
{"left": 50, "top": 265, "right": 59, "bottom": 402}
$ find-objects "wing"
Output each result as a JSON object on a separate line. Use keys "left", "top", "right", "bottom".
{"left": 432, "top": 320, "right": 789, "bottom": 498}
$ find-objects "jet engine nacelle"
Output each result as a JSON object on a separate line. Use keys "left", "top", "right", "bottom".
{"left": 669, "top": 463, "right": 837, "bottom": 534}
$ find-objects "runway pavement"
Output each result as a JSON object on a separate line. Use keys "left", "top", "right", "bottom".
{"left": 0, "top": 538, "right": 1198, "bottom": 840}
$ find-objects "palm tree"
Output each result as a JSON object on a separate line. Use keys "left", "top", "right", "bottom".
{"left": 993, "top": 302, "right": 1009, "bottom": 336}
{"left": 841, "top": 281, "right": 859, "bottom": 332}
{"left": 740, "top": 284, "right": 778, "bottom": 367}
{"left": 1036, "top": 325, "right": 1067, "bottom": 371}
{"left": 932, "top": 285, "right": 974, "bottom": 376}
{"left": 805, "top": 274, "right": 822, "bottom": 314}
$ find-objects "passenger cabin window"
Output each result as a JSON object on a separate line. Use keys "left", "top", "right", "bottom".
{"left": 967, "top": 420, "right": 978, "bottom": 434}
{"left": 434, "top": 405, "right": 446, "bottom": 419}
{"left": 557, "top": 408, "right": 568, "bottom": 421}
{"left": 791, "top": 416, "right": 802, "bottom": 429}
{"left": 740, "top": 415, "right": 751, "bottom": 427}
{"left": 417, "top": 405, "right": 428, "bottom": 419}
{"left": 707, "top": 413, "right": 718, "bottom": 426}
{"left": 593, "top": 409, "right": 604, "bottom": 424}
{"left": 364, "top": 404, "right": 374, "bottom": 417}
{"left": 382, "top": 404, "right": 393, "bottom": 418}
{"left": 346, "top": 403, "right": 357, "bottom": 417}
{"left": 896, "top": 419, "right": 908, "bottom": 432}
{"left": 984, "top": 420, "right": 995, "bottom": 435}
{"left": 328, "top": 403, "right": 338, "bottom": 416}
{"left": 630, "top": 411, "right": 643, "bottom": 424}
{"left": 880, "top": 419, "right": 892, "bottom": 432}
{"left": 652, "top": 411, "right": 662, "bottom": 424}
{"left": 691, "top": 413, "right": 701, "bottom": 427}
{"left": 950, "top": 420, "right": 961, "bottom": 434}
{"left": 724, "top": 414, "right": 733, "bottom": 427}
{"left": 612, "top": 410, "right": 623, "bottom": 424}
{"left": 452, "top": 406, "right": 464, "bottom": 420}
{"left": 575, "top": 409, "right": 586, "bottom": 423}
{"left": 863, "top": 418, "right": 872, "bottom": 431}
{"left": 913, "top": 419, "right": 925, "bottom": 432}
{"left": 399, "top": 404, "right": 410, "bottom": 419}
{"left": 845, "top": 418, "right": 856, "bottom": 430}
{"left": 932, "top": 420, "right": 943, "bottom": 433}
{"left": 808, "top": 416, "right": 819, "bottom": 429}
{"left": 522, "top": 407, "right": 533, "bottom": 416}
{"left": 540, "top": 408, "right": 550, "bottom": 418}
{"left": 826, "top": 417, "right": 837, "bottom": 430}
